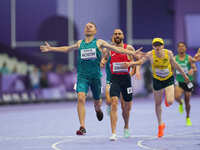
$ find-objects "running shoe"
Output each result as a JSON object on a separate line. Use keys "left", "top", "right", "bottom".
{"left": 186, "top": 117, "right": 192, "bottom": 126}
{"left": 76, "top": 126, "right": 86, "bottom": 135}
{"left": 158, "top": 123, "right": 165, "bottom": 138}
{"left": 109, "top": 133, "right": 117, "bottom": 141}
{"left": 96, "top": 110, "right": 104, "bottom": 121}
{"left": 124, "top": 128, "right": 131, "bottom": 138}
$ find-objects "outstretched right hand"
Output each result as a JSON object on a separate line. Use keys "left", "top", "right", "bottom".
{"left": 123, "top": 62, "right": 132, "bottom": 68}
{"left": 134, "top": 47, "right": 146, "bottom": 59}
{"left": 135, "top": 47, "right": 143, "bottom": 53}
{"left": 194, "top": 48, "right": 200, "bottom": 62}
{"left": 40, "top": 41, "right": 51, "bottom": 52}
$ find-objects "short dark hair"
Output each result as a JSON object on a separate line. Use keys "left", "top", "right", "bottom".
{"left": 178, "top": 42, "right": 187, "bottom": 47}
{"left": 88, "top": 22, "right": 97, "bottom": 29}
{"left": 113, "top": 29, "right": 123, "bottom": 34}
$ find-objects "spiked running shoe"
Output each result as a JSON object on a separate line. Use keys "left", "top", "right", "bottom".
{"left": 76, "top": 126, "right": 86, "bottom": 135}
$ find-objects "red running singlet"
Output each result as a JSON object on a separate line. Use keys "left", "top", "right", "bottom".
{"left": 110, "top": 44, "right": 131, "bottom": 75}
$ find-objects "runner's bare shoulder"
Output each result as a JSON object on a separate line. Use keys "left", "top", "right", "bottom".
{"left": 77, "top": 40, "right": 82, "bottom": 48}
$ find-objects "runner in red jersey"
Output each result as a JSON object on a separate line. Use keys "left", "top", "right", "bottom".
{"left": 108, "top": 29, "right": 139, "bottom": 141}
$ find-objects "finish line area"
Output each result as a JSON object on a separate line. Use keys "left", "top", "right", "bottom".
{"left": 0, "top": 97, "right": 200, "bottom": 150}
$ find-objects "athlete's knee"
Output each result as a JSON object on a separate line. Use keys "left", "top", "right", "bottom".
{"left": 120, "top": 100, "right": 125, "bottom": 110}
{"left": 124, "top": 103, "right": 132, "bottom": 112}
{"left": 175, "top": 93, "right": 182, "bottom": 101}
{"left": 111, "top": 103, "right": 118, "bottom": 112}
{"left": 121, "top": 104, "right": 125, "bottom": 111}
{"left": 122, "top": 108, "right": 130, "bottom": 115}
{"left": 78, "top": 93, "right": 86, "bottom": 104}
{"left": 175, "top": 95, "right": 179, "bottom": 101}
{"left": 111, "top": 97, "right": 118, "bottom": 112}
{"left": 185, "top": 102, "right": 190, "bottom": 108}
{"left": 185, "top": 92, "right": 191, "bottom": 100}
{"left": 127, "top": 105, "right": 132, "bottom": 112}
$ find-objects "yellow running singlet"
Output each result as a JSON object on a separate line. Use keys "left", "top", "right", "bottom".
{"left": 152, "top": 49, "right": 173, "bottom": 81}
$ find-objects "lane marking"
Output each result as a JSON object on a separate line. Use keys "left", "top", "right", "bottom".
{"left": 137, "top": 130, "right": 200, "bottom": 150}
{"left": 0, "top": 132, "right": 199, "bottom": 150}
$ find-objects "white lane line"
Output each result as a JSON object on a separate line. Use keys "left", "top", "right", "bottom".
{"left": 137, "top": 131, "right": 200, "bottom": 150}
{"left": 0, "top": 133, "right": 199, "bottom": 150}
{"left": 137, "top": 137, "right": 157, "bottom": 150}
{"left": 51, "top": 135, "right": 153, "bottom": 150}
{"left": 137, "top": 140, "right": 156, "bottom": 150}
{"left": 52, "top": 138, "right": 75, "bottom": 150}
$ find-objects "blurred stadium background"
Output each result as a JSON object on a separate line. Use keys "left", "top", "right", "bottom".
{"left": 0, "top": 0, "right": 200, "bottom": 104}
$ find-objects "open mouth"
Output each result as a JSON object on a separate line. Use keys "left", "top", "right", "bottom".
{"left": 115, "top": 38, "right": 120, "bottom": 40}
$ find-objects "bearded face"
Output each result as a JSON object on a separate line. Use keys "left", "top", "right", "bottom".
{"left": 113, "top": 29, "right": 124, "bottom": 45}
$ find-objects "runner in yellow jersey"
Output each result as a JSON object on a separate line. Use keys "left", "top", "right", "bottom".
{"left": 123, "top": 38, "right": 192, "bottom": 138}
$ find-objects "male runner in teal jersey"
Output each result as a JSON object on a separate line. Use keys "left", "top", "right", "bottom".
{"left": 175, "top": 42, "right": 197, "bottom": 126}
{"left": 40, "top": 22, "right": 142, "bottom": 135}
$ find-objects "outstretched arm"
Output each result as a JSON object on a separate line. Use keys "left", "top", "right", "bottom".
{"left": 126, "top": 45, "right": 143, "bottom": 78}
{"left": 188, "top": 56, "right": 197, "bottom": 76}
{"left": 40, "top": 41, "right": 81, "bottom": 53}
{"left": 191, "top": 48, "right": 200, "bottom": 62}
{"left": 169, "top": 51, "right": 189, "bottom": 82}
{"left": 126, "top": 51, "right": 151, "bottom": 67}
{"left": 97, "top": 39, "right": 143, "bottom": 56}
{"left": 126, "top": 45, "right": 137, "bottom": 76}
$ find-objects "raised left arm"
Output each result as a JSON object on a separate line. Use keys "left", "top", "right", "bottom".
{"left": 188, "top": 56, "right": 197, "bottom": 75}
{"left": 127, "top": 45, "right": 136, "bottom": 76}
{"left": 190, "top": 48, "right": 200, "bottom": 62}
{"left": 169, "top": 51, "right": 189, "bottom": 82}
{"left": 97, "top": 39, "right": 142, "bottom": 56}
{"left": 127, "top": 45, "right": 142, "bottom": 78}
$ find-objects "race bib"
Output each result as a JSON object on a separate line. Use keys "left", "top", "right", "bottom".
{"left": 81, "top": 48, "right": 97, "bottom": 60}
{"left": 113, "top": 62, "right": 128, "bottom": 73}
{"left": 127, "top": 87, "right": 133, "bottom": 94}
{"left": 187, "top": 82, "right": 194, "bottom": 89}
{"left": 73, "top": 83, "right": 77, "bottom": 90}
{"left": 155, "top": 68, "right": 169, "bottom": 77}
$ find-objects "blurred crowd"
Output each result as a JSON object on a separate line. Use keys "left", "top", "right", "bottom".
{"left": 0, "top": 62, "right": 73, "bottom": 90}
{"left": 0, "top": 60, "right": 199, "bottom": 95}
